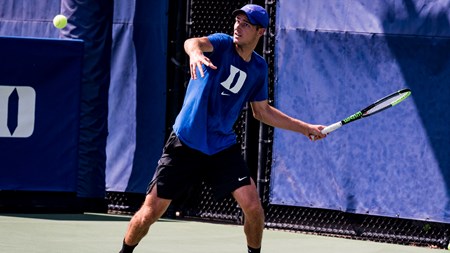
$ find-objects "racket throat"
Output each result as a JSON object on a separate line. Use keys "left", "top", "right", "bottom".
{"left": 342, "top": 111, "right": 363, "bottom": 124}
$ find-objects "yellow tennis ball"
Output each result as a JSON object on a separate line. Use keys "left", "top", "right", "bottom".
{"left": 53, "top": 14, "right": 67, "bottom": 29}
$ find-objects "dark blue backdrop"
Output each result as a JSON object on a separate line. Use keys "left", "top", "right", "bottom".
{"left": 105, "top": 1, "right": 168, "bottom": 193}
{"left": 270, "top": 0, "right": 450, "bottom": 223}
{"left": 0, "top": 0, "right": 169, "bottom": 198}
{"left": 0, "top": 36, "right": 83, "bottom": 192}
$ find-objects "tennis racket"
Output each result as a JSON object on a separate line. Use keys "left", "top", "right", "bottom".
{"left": 313, "top": 88, "right": 411, "bottom": 139}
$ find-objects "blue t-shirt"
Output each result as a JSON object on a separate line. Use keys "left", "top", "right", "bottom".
{"left": 173, "top": 33, "right": 268, "bottom": 155}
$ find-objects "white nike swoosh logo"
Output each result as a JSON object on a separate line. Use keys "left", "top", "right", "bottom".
{"left": 221, "top": 91, "right": 230, "bottom": 96}
{"left": 238, "top": 176, "right": 247, "bottom": 182}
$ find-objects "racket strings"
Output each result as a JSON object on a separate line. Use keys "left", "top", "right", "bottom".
{"left": 366, "top": 92, "right": 410, "bottom": 115}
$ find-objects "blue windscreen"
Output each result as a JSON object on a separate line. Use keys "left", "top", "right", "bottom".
{"left": 270, "top": 0, "right": 450, "bottom": 223}
{"left": 0, "top": 36, "right": 83, "bottom": 192}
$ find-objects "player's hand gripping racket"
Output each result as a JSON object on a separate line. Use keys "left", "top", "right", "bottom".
{"left": 312, "top": 88, "right": 411, "bottom": 139}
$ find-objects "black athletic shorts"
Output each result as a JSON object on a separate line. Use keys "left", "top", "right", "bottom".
{"left": 147, "top": 131, "right": 251, "bottom": 200}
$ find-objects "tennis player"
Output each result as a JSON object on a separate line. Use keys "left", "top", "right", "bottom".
{"left": 119, "top": 4, "right": 326, "bottom": 253}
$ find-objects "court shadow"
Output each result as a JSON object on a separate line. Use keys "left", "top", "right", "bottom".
{"left": 0, "top": 213, "right": 131, "bottom": 221}
{"left": 0, "top": 212, "right": 183, "bottom": 222}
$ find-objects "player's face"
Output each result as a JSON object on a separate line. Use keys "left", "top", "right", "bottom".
{"left": 233, "top": 14, "right": 262, "bottom": 46}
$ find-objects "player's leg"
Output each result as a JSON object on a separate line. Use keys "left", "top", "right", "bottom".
{"left": 121, "top": 186, "right": 171, "bottom": 249}
{"left": 232, "top": 179, "right": 265, "bottom": 251}
{"left": 208, "top": 144, "right": 264, "bottom": 252}
{"left": 120, "top": 131, "right": 199, "bottom": 253}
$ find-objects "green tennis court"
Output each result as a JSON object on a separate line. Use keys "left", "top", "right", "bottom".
{"left": 0, "top": 213, "right": 443, "bottom": 253}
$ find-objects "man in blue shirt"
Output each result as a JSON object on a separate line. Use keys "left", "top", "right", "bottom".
{"left": 119, "top": 4, "right": 326, "bottom": 253}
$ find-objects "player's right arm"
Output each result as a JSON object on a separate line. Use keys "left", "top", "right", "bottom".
{"left": 251, "top": 99, "right": 326, "bottom": 141}
{"left": 184, "top": 37, "right": 217, "bottom": 79}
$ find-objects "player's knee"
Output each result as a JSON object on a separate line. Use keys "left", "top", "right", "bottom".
{"left": 244, "top": 202, "right": 265, "bottom": 220}
{"left": 137, "top": 206, "right": 160, "bottom": 227}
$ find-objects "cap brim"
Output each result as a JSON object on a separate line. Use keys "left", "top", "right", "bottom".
{"left": 232, "top": 9, "right": 259, "bottom": 26}
{"left": 232, "top": 9, "right": 246, "bottom": 17}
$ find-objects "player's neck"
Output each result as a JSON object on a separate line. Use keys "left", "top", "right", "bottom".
{"left": 235, "top": 44, "right": 254, "bottom": 62}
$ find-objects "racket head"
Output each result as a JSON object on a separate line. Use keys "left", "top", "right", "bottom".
{"left": 361, "top": 88, "right": 411, "bottom": 117}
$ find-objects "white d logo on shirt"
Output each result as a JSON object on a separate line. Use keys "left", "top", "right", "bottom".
{"left": 220, "top": 65, "right": 247, "bottom": 94}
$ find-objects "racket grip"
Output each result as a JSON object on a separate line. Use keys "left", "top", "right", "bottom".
{"left": 321, "top": 122, "right": 342, "bottom": 134}
{"left": 310, "top": 122, "right": 342, "bottom": 140}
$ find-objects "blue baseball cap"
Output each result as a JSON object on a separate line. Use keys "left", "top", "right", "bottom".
{"left": 232, "top": 4, "right": 269, "bottom": 28}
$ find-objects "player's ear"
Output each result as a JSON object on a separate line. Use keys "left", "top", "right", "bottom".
{"left": 257, "top": 27, "right": 266, "bottom": 36}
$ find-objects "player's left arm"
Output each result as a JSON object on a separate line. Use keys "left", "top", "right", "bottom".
{"left": 250, "top": 100, "right": 326, "bottom": 140}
